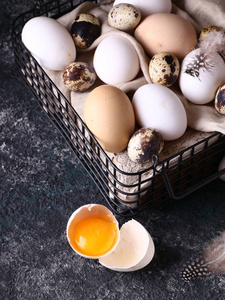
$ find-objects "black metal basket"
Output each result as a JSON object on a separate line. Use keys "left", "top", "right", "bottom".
{"left": 12, "top": 0, "right": 225, "bottom": 216}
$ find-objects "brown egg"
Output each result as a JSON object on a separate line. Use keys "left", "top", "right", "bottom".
{"left": 83, "top": 85, "right": 135, "bottom": 153}
{"left": 134, "top": 13, "right": 197, "bottom": 61}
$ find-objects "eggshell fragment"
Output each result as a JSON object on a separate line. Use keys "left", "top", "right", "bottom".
{"left": 215, "top": 84, "right": 225, "bottom": 115}
{"left": 62, "top": 62, "right": 97, "bottom": 92}
{"left": 127, "top": 127, "right": 164, "bottom": 163}
{"left": 108, "top": 3, "right": 141, "bottom": 31}
{"left": 149, "top": 52, "right": 180, "bottom": 87}
{"left": 132, "top": 84, "right": 187, "bottom": 141}
{"left": 83, "top": 85, "right": 135, "bottom": 153}
{"left": 134, "top": 13, "right": 197, "bottom": 61}
{"left": 67, "top": 204, "right": 120, "bottom": 259}
{"left": 99, "top": 219, "right": 155, "bottom": 272}
{"left": 22, "top": 16, "right": 76, "bottom": 71}
{"left": 93, "top": 36, "right": 140, "bottom": 85}
{"left": 113, "top": 0, "right": 172, "bottom": 19}
{"left": 71, "top": 13, "right": 101, "bottom": 49}
{"left": 179, "top": 49, "right": 225, "bottom": 104}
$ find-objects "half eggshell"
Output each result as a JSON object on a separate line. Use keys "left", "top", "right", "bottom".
{"left": 99, "top": 219, "right": 155, "bottom": 272}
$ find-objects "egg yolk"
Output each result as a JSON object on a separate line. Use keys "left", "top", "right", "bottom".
{"left": 68, "top": 216, "right": 118, "bottom": 257}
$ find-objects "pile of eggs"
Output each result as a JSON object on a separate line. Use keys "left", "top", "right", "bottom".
{"left": 20, "top": 0, "right": 225, "bottom": 272}
{"left": 21, "top": 0, "right": 225, "bottom": 164}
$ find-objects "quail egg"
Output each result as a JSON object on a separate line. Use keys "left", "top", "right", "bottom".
{"left": 149, "top": 52, "right": 180, "bottom": 87}
{"left": 71, "top": 13, "right": 101, "bottom": 48}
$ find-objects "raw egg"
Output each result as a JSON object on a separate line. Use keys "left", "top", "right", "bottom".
{"left": 134, "top": 13, "right": 197, "bottom": 61}
{"left": 22, "top": 16, "right": 76, "bottom": 71}
{"left": 83, "top": 85, "right": 135, "bottom": 153}
{"left": 67, "top": 204, "right": 120, "bottom": 258}
{"left": 67, "top": 205, "right": 155, "bottom": 271}
{"left": 93, "top": 36, "right": 140, "bottom": 85}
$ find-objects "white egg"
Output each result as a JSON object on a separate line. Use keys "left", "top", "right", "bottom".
{"left": 93, "top": 36, "right": 140, "bottom": 85}
{"left": 179, "top": 49, "right": 225, "bottom": 105}
{"left": 99, "top": 219, "right": 155, "bottom": 272}
{"left": 113, "top": 0, "right": 172, "bottom": 18}
{"left": 22, "top": 16, "right": 76, "bottom": 71}
{"left": 132, "top": 84, "right": 187, "bottom": 141}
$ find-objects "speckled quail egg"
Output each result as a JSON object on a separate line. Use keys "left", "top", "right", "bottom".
{"left": 215, "top": 84, "right": 225, "bottom": 115}
{"left": 127, "top": 127, "right": 164, "bottom": 164}
{"left": 71, "top": 13, "right": 101, "bottom": 48}
{"left": 199, "top": 25, "right": 224, "bottom": 42}
{"left": 62, "top": 62, "right": 97, "bottom": 92}
{"left": 108, "top": 3, "right": 141, "bottom": 31}
{"left": 149, "top": 52, "right": 180, "bottom": 87}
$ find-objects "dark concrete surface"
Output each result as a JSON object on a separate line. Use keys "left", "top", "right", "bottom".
{"left": 1, "top": 1, "right": 225, "bottom": 299}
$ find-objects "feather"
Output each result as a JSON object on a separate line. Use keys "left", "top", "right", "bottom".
{"left": 198, "top": 30, "right": 225, "bottom": 59}
{"left": 181, "top": 231, "right": 225, "bottom": 282}
{"left": 203, "top": 231, "right": 225, "bottom": 274}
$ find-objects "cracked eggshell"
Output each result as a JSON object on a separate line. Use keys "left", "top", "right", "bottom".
{"left": 99, "top": 219, "right": 155, "bottom": 272}
{"left": 127, "top": 127, "right": 164, "bottom": 163}
{"left": 22, "top": 16, "right": 76, "bottom": 71}
{"left": 67, "top": 204, "right": 120, "bottom": 259}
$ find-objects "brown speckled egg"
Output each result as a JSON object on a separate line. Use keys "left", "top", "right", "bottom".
{"left": 127, "top": 127, "right": 164, "bottom": 164}
{"left": 71, "top": 13, "right": 101, "bottom": 48}
{"left": 215, "top": 84, "right": 225, "bottom": 115}
{"left": 62, "top": 62, "right": 97, "bottom": 92}
{"left": 199, "top": 25, "right": 224, "bottom": 42}
{"left": 108, "top": 4, "right": 141, "bottom": 31}
{"left": 149, "top": 52, "right": 180, "bottom": 87}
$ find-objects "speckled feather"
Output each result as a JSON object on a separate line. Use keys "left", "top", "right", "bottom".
{"left": 182, "top": 231, "right": 225, "bottom": 281}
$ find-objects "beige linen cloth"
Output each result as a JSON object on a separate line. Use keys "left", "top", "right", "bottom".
{"left": 40, "top": 0, "right": 225, "bottom": 199}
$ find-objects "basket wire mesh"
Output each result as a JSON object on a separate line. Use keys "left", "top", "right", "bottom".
{"left": 12, "top": 0, "right": 225, "bottom": 216}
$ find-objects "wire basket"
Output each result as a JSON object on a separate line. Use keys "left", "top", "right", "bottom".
{"left": 12, "top": 0, "right": 225, "bottom": 216}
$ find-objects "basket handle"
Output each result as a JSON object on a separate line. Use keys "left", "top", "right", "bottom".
{"left": 159, "top": 165, "right": 225, "bottom": 200}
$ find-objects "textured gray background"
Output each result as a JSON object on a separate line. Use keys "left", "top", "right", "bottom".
{"left": 1, "top": 1, "right": 225, "bottom": 299}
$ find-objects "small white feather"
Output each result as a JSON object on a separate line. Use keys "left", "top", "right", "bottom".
{"left": 203, "top": 231, "right": 225, "bottom": 274}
